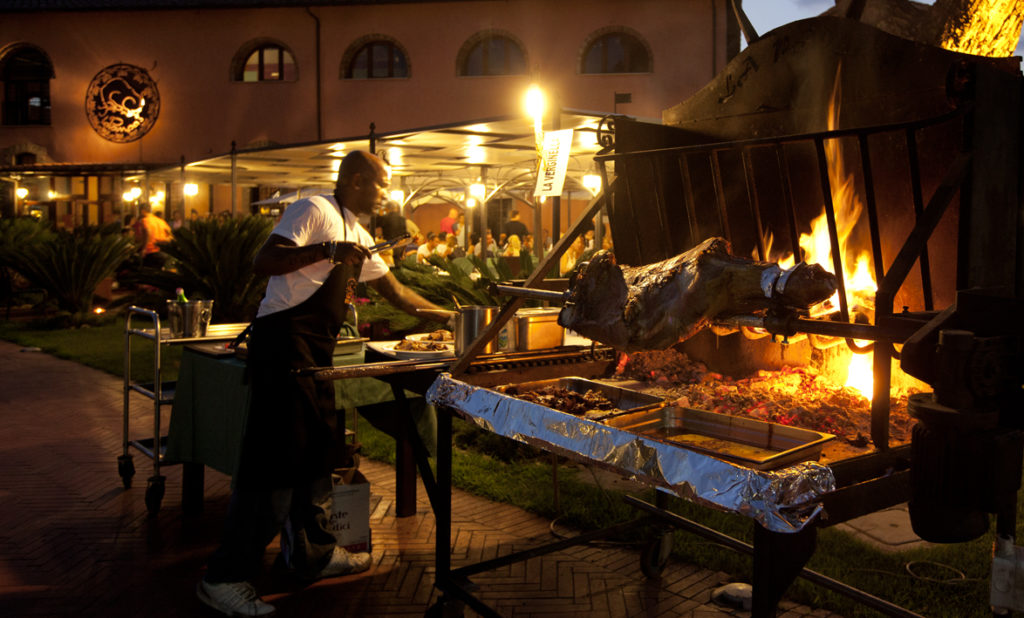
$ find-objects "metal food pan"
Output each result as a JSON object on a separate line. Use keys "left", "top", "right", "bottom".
{"left": 604, "top": 405, "right": 835, "bottom": 470}
{"left": 514, "top": 308, "right": 564, "bottom": 350}
{"left": 496, "top": 377, "right": 664, "bottom": 414}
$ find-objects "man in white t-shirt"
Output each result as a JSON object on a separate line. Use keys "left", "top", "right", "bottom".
{"left": 416, "top": 232, "right": 441, "bottom": 263}
{"left": 199, "top": 151, "right": 448, "bottom": 618}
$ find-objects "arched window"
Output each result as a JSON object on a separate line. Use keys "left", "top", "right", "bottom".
{"left": 231, "top": 40, "right": 297, "bottom": 82}
{"left": 343, "top": 37, "right": 409, "bottom": 79}
{"left": 457, "top": 31, "right": 527, "bottom": 77}
{"left": 580, "top": 30, "right": 651, "bottom": 74}
{"left": 1, "top": 45, "right": 54, "bottom": 126}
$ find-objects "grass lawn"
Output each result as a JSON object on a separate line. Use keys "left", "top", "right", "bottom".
{"left": 0, "top": 317, "right": 1014, "bottom": 617}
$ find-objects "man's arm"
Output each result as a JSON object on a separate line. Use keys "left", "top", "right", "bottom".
{"left": 253, "top": 234, "right": 369, "bottom": 276}
{"left": 369, "top": 271, "right": 450, "bottom": 324}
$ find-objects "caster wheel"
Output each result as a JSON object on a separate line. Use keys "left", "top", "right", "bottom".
{"left": 118, "top": 455, "right": 135, "bottom": 489}
{"left": 640, "top": 532, "right": 673, "bottom": 578}
{"left": 145, "top": 475, "right": 165, "bottom": 515}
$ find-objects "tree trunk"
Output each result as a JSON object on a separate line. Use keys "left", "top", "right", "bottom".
{"left": 826, "top": 0, "right": 1024, "bottom": 57}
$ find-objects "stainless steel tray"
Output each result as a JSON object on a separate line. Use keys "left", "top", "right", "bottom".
{"left": 603, "top": 405, "right": 835, "bottom": 470}
{"left": 496, "top": 377, "right": 664, "bottom": 418}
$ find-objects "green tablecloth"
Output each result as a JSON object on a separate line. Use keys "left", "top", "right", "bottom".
{"left": 164, "top": 343, "right": 427, "bottom": 477}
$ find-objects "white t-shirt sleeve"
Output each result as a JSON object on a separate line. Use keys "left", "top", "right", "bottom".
{"left": 272, "top": 199, "right": 331, "bottom": 247}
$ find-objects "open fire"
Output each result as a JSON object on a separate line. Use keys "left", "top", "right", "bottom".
{"left": 610, "top": 347, "right": 916, "bottom": 460}
{"left": 758, "top": 65, "right": 924, "bottom": 403}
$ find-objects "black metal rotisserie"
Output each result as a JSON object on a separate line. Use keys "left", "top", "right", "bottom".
{"left": 418, "top": 13, "right": 1024, "bottom": 618}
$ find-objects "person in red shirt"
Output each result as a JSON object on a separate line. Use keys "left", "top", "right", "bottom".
{"left": 135, "top": 203, "right": 173, "bottom": 268}
{"left": 439, "top": 207, "right": 458, "bottom": 235}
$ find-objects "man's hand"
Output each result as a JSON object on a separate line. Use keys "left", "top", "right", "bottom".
{"left": 326, "top": 241, "right": 371, "bottom": 266}
{"left": 255, "top": 234, "right": 370, "bottom": 276}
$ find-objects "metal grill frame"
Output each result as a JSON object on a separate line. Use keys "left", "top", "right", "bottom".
{"left": 594, "top": 107, "right": 974, "bottom": 449}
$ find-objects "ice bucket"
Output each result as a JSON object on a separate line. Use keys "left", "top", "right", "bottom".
{"left": 166, "top": 299, "right": 214, "bottom": 338}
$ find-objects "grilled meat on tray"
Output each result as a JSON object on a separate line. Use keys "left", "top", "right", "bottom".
{"left": 558, "top": 237, "right": 837, "bottom": 352}
{"left": 499, "top": 385, "right": 616, "bottom": 416}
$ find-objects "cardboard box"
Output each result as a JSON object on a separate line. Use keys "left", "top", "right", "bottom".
{"left": 328, "top": 468, "right": 371, "bottom": 553}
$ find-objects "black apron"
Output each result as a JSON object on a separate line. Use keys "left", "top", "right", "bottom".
{"left": 234, "top": 262, "right": 360, "bottom": 490}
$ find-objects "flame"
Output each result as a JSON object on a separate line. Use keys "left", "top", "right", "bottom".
{"left": 844, "top": 346, "right": 874, "bottom": 399}
{"left": 764, "top": 66, "right": 879, "bottom": 400}
{"left": 767, "top": 68, "right": 878, "bottom": 315}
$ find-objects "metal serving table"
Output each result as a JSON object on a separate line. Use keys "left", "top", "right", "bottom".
{"left": 120, "top": 306, "right": 248, "bottom": 514}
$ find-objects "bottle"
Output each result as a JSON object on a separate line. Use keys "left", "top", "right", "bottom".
{"left": 175, "top": 287, "right": 189, "bottom": 303}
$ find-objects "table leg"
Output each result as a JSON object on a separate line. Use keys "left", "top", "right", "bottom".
{"left": 388, "top": 384, "right": 418, "bottom": 517}
{"left": 181, "top": 462, "right": 205, "bottom": 517}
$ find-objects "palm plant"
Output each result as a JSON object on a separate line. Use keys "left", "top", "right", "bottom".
{"left": 0, "top": 217, "right": 55, "bottom": 314}
{"left": 10, "top": 223, "right": 134, "bottom": 322}
{"left": 130, "top": 216, "right": 273, "bottom": 322}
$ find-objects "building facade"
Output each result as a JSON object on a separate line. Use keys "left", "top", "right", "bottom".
{"left": 0, "top": 0, "right": 738, "bottom": 226}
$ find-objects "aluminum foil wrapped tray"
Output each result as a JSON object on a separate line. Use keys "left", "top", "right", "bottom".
{"left": 427, "top": 373, "right": 836, "bottom": 533}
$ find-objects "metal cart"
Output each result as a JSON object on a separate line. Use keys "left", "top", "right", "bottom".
{"left": 119, "top": 305, "right": 248, "bottom": 514}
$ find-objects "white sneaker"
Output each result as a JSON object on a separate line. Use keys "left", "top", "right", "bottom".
{"left": 316, "top": 546, "right": 372, "bottom": 579}
{"left": 196, "top": 579, "right": 276, "bottom": 617}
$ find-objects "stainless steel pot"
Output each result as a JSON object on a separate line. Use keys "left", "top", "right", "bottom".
{"left": 454, "top": 305, "right": 515, "bottom": 355}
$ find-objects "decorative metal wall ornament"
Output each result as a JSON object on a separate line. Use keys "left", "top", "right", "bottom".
{"left": 84, "top": 63, "right": 160, "bottom": 143}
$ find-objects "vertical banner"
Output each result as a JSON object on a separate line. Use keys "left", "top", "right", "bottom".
{"left": 533, "top": 129, "right": 574, "bottom": 197}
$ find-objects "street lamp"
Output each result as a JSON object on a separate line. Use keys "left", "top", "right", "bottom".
{"left": 524, "top": 84, "right": 546, "bottom": 155}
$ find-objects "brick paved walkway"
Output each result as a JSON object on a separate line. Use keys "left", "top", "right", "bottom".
{"left": 0, "top": 339, "right": 840, "bottom": 617}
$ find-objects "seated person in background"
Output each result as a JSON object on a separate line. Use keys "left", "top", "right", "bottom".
{"left": 497, "top": 233, "right": 508, "bottom": 254}
{"left": 522, "top": 233, "right": 535, "bottom": 256}
{"left": 416, "top": 232, "right": 441, "bottom": 264}
{"left": 434, "top": 234, "right": 451, "bottom": 258}
{"left": 502, "top": 234, "right": 521, "bottom": 257}
{"left": 473, "top": 231, "right": 498, "bottom": 258}
{"left": 559, "top": 236, "right": 585, "bottom": 276}
{"left": 444, "top": 233, "right": 465, "bottom": 258}
{"left": 602, "top": 233, "right": 614, "bottom": 251}
{"left": 135, "top": 203, "right": 173, "bottom": 268}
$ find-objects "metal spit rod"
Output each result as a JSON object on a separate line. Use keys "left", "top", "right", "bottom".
{"left": 716, "top": 314, "right": 922, "bottom": 343}
{"left": 493, "top": 279, "right": 921, "bottom": 344}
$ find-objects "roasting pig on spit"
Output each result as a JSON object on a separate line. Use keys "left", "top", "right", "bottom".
{"left": 557, "top": 237, "right": 838, "bottom": 351}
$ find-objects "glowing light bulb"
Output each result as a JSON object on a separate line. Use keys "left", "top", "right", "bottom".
{"left": 582, "top": 174, "right": 602, "bottom": 194}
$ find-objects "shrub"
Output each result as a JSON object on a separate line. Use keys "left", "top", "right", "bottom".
{"left": 9, "top": 223, "right": 134, "bottom": 323}
{"left": 127, "top": 216, "right": 273, "bottom": 322}
{"left": 0, "top": 217, "right": 55, "bottom": 314}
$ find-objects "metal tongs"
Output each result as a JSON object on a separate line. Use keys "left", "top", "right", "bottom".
{"left": 491, "top": 283, "right": 568, "bottom": 303}
{"left": 369, "top": 233, "right": 411, "bottom": 254}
